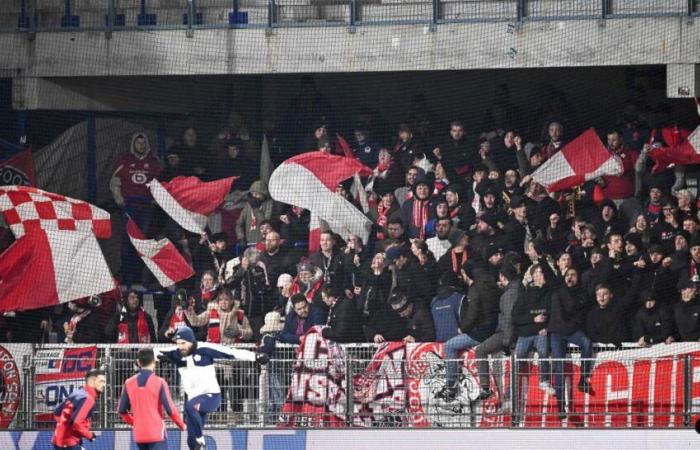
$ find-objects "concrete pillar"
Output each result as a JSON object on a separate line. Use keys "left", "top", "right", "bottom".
{"left": 667, "top": 63, "right": 700, "bottom": 98}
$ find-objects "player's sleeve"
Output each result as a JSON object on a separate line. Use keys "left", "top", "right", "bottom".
{"left": 199, "top": 342, "right": 256, "bottom": 361}
{"left": 117, "top": 385, "right": 134, "bottom": 425}
{"left": 154, "top": 346, "right": 179, "bottom": 363}
{"left": 159, "top": 379, "right": 186, "bottom": 430}
{"left": 70, "top": 396, "right": 95, "bottom": 440}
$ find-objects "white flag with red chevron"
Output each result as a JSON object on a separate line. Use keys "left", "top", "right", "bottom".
{"left": 147, "top": 176, "right": 236, "bottom": 234}
{"left": 531, "top": 128, "right": 623, "bottom": 192}
{"left": 126, "top": 218, "right": 194, "bottom": 288}
{"left": 269, "top": 152, "right": 373, "bottom": 246}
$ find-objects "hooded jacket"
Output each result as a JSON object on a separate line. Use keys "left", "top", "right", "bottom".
{"left": 236, "top": 180, "right": 275, "bottom": 245}
{"left": 110, "top": 132, "right": 161, "bottom": 206}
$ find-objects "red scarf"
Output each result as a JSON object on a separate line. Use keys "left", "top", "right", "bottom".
{"left": 65, "top": 309, "right": 91, "bottom": 342}
{"left": 376, "top": 204, "right": 390, "bottom": 240}
{"left": 291, "top": 276, "right": 323, "bottom": 302}
{"left": 450, "top": 205, "right": 461, "bottom": 219}
{"left": 169, "top": 306, "right": 187, "bottom": 330}
{"left": 207, "top": 308, "right": 246, "bottom": 343}
{"left": 117, "top": 309, "right": 151, "bottom": 344}
{"left": 201, "top": 289, "right": 214, "bottom": 304}
{"left": 411, "top": 199, "right": 430, "bottom": 240}
{"left": 451, "top": 249, "right": 468, "bottom": 273}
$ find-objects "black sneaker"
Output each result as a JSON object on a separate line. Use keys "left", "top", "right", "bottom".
{"left": 436, "top": 384, "right": 458, "bottom": 401}
{"left": 477, "top": 389, "right": 493, "bottom": 401}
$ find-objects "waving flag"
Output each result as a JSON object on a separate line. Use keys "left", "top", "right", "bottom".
{"left": 0, "top": 185, "right": 111, "bottom": 238}
{"left": 269, "top": 152, "right": 372, "bottom": 246}
{"left": 127, "top": 218, "right": 193, "bottom": 287}
{"left": 531, "top": 128, "right": 623, "bottom": 193}
{"left": 0, "top": 229, "right": 115, "bottom": 312}
{"left": 147, "top": 176, "right": 236, "bottom": 234}
{"left": 648, "top": 125, "right": 700, "bottom": 174}
{"left": 335, "top": 134, "right": 354, "bottom": 158}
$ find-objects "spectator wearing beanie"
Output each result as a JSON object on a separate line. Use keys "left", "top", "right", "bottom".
{"left": 401, "top": 175, "right": 436, "bottom": 240}
{"left": 236, "top": 180, "right": 274, "bottom": 247}
{"left": 631, "top": 289, "right": 675, "bottom": 347}
{"left": 385, "top": 245, "right": 431, "bottom": 310}
{"left": 444, "top": 184, "right": 476, "bottom": 231}
{"left": 430, "top": 272, "right": 465, "bottom": 343}
{"left": 549, "top": 267, "right": 594, "bottom": 411}
{"left": 368, "top": 184, "right": 403, "bottom": 241}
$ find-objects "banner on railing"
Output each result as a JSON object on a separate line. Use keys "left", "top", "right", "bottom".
{"left": 279, "top": 340, "right": 700, "bottom": 428}
{"left": 0, "top": 344, "right": 31, "bottom": 429}
{"left": 33, "top": 346, "right": 97, "bottom": 428}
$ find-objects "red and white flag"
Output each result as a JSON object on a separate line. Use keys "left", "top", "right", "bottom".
{"left": 0, "top": 186, "right": 111, "bottom": 238}
{"left": 0, "top": 229, "right": 115, "bottom": 312}
{"left": 269, "top": 152, "right": 372, "bottom": 246}
{"left": 531, "top": 128, "right": 623, "bottom": 192}
{"left": 335, "top": 134, "right": 354, "bottom": 158}
{"left": 648, "top": 124, "right": 700, "bottom": 174}
{"left": 126, "top": 218, "right": 194, "bottom": 288}
{"left": 147, "top": 176, "right": 236, "bottom": 234}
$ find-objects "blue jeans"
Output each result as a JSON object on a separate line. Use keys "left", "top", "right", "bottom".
{"left": 550, "top": 331, "right": 593, "bottom": 409}
{"left": 515, "top": 334, "right": 550, "bottom": 383}
{"left": 444, "top": 333, "right": 480, "bottom": 386}
{"left": 184, "top": 393, "right": 221, "bottom": 450}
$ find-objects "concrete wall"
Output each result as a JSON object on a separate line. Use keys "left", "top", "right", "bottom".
{"left": 0, "top": 16, "right": 698, "bottom": 77}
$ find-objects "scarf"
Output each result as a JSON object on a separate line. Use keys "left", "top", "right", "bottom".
{"left": 117, "top": 308, "right": 151, "bottom": 344}
{"left": 207, "top": 308, "right": 246, "bottom": 343}
{"left": 451, "top": 249, "right": 468, "bottom": 273}
{"left": 291, "top": 276, "right": 323, "bottom": 302}
{"left": 411, "top": 198, "right": 430, "bottom": 240}
{"left": 65, "top": 309, "right": 91, "bottom": 343}
{"left": 376, "top": 203, "right": 390, "bottom": 240}
{"left": 169, "top": 305, "right": 188, "bottom": 330}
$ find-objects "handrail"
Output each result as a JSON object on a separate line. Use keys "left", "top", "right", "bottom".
{"left": 1, "top": 0, "right": 694, "bottom": 34}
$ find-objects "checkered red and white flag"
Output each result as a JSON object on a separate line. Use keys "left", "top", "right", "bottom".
{"left": 0, "top": 186, "right": 111, "bottom": 239}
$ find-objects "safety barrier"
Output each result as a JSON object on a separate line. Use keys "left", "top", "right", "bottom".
{"left": 5, "top": 341, "right": 700, "bottom": 430}
{"left": 0, "top": 0, "right": 697, "bottom": 33}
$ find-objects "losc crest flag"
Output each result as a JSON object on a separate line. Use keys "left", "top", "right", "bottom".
{"left": 0, "top": 150, "right": 35, "bottom": 187}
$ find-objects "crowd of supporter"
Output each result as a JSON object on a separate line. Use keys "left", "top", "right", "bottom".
{"left": 2, "top": 83, "right": 700, "bottom": 381}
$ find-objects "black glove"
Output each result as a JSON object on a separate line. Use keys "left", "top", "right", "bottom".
{"left": 88, "top": 433, "right": 97, "bottom": 442}
{"left": 255, "top": 352, "right": 270, "bottom": 365}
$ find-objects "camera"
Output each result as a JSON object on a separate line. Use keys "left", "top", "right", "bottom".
{"left": 87, "top": 295, "right": 102, "bottom": 308}
{"left": 176, "top": 289, "right": 189, "bottom": 309}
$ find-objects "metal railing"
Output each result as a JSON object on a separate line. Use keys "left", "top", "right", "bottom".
{"left": 12, "top": 343, "right": 700, "bottom": 430}
{"left": 0, "top": 0, "right": 697, "bottom": 33}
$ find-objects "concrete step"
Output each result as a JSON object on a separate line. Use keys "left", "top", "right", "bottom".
{"left": 360, "top": 3, "right": 431, "bottom": 21}
{"left": 441, "top": 0, "right": 517, "bottom": 19}
{"left": 611, "top": 0, "right": 686, "bottom": 14}
{"left": 526, "top": 0, "right": 602, "bottom": 17}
